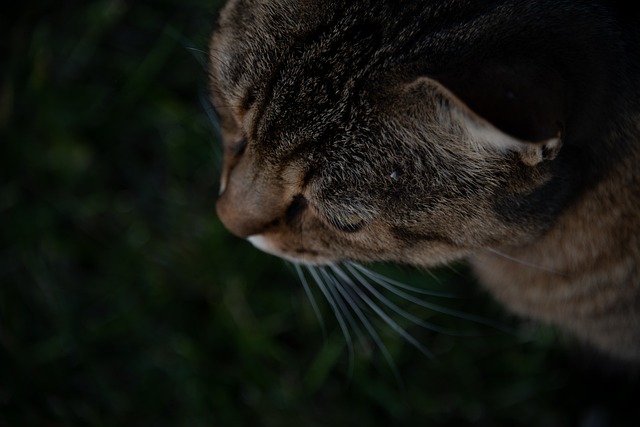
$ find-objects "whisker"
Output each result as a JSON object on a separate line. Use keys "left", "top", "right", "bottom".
{"left": 198, "top": 92, "right": 222, "bottom": 139}
{"left": 319, "top": 267, "right": 364, "bottom": 379}
{"left": 419, "top": 266, "right": 446, "bottom": 286}
{"left": 319, "top": 268, "right": 365, "bottom": 345}
{"left": 163, "top": 25, "right": 209, "bottom": 70}
{"left": 483, "top": 247, "right": 566, "bottom": 276}
{"left": 348, "top": 262, "right": 458, "bottom": 298}
{"left": 308, "top": 266, "right": 355, "bottom": 369}
{"left": 293, "top": 263, "right": 326, "bottom": 339}
{"left": 350, "top": 263, "right": 514, "bottom": 334}
{"left": 322, "top": 266, "right": 403, "bottom": 384}
{"left": 343, "top": 264, "right": 476, "bottom": 337}
{"left": 331, "top": 265, "right": 435, "bottom": 360}
{"left": 319, "top": 267, "right": 364, "bottom": 378}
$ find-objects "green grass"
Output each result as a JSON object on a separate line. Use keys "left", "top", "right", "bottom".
{"left": 2, "top": 1, "right": 639, "bottom": 426}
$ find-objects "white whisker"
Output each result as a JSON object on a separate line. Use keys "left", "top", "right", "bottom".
{"left": 326, "top": 271, "right": 402, "bottom": 384}
{"left": 350, "top": 263, "right": 513, "bottom": 333}
{"left": 289, "top": 257, "right": 514, "bottom": 380}
{"left": 319, "top": 268, "right": 363, "bottom": 378}
{"left": 308, "top": 265, "right": 355, "bottom": 368}
{"left": 331, "top": 265, "right": 435, "bottom": 360}
{"left": 348, "top": 262, "right": 458, "bottom": 298}
{"left": 344, "top": 264, "right": 474, "bottom": 337}
{"left": 199, "top": 92, "right": 222, "bottom": 138}
{"left": 323, "top": 267, "right": 402, "bottom": 384}
{"left": 319, "top": 268, "right": 365, "bottom": 344}
{"left": 294, "top": 263, "right": 326, "bottom": 339}
{"left": 483, "top": 247, "right": 566, "bottom": 276}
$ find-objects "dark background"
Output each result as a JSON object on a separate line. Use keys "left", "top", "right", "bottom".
{"left": 2, "top": 1, "right": 639, "bottom": 426}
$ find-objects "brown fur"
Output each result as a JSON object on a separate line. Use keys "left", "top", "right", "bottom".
{"left": 210, "top": 0, "right": 640, "bottom": 361}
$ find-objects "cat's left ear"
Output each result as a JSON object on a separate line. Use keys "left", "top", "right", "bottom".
{"left": 424, "top": 60, "right": 566, "bottom": 165}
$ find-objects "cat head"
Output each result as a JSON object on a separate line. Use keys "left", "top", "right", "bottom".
{"left": 210, "top": 0, "right": 568, "bottom": 267}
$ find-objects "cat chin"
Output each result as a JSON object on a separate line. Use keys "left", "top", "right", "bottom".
{"left": 247, "top": 234, "right": 282, "bottom": 257}
{"left": 247, "top": 234, "right": 335, "bottom": 266}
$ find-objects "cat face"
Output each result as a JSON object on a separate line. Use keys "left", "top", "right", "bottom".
{"left": 210, "top": 0, "right": 565, "bottom": 267}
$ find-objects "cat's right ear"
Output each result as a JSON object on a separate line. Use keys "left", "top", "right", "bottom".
{"left": 401, "top": 72, "right": 564, "bottom": 166}
{"left": 431, "top": 61, "right": 566, "bottom": 143}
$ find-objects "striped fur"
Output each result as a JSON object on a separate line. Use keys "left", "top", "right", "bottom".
{"left": 210, "top": 0, "right": 640, "bottom": 361}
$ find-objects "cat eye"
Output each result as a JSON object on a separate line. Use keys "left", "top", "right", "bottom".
{"left": 327, "top": 214, "right": 365, "bottom": 233}
{"left": 230, "top": 137, "right": 248, "bottom": 157}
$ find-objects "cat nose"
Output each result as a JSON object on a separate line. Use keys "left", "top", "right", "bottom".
{"left": 216, "top": 190, "right": 274, "bottom": 238}
{"left": 216, "top": 165, "right": 285, "bottom": 239}
{"left": 216, "top": 197, "right": 245, "bottom": 238}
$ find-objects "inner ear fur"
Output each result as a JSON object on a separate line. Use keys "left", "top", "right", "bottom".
{"left": 403, "top": 75, "right": 564, "bottom": 166}
{"left": 431, "top": 58, "right": 567, "bottom": 144}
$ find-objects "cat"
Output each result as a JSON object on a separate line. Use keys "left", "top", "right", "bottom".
{"left": 208, "top": 0, "right": 640, "bottom": 362}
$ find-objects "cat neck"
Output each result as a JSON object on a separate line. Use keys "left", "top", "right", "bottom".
{"left": 469, "top": 150, "right": 640, "bottom": 360}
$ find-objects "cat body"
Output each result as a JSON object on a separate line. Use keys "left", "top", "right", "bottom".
{"left": 209, "top": 0, "right": 640, "bottom": 361}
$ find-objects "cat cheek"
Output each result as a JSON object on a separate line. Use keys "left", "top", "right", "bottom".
{"left": 328, "top": 215, "right": 366, "bottom": 233}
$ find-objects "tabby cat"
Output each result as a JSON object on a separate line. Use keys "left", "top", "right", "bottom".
{"left": 209, "top": 0, "right": 640, "bottom": 362}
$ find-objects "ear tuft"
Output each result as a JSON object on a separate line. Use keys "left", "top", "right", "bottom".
{"left": 519, "top": 132, "right": 562, "bottom": 166}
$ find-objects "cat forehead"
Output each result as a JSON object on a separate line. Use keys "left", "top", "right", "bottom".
{"left": 213, "top": 11, "right": 378, "bottom": 86}
{"left": 210, "top": 3, "right": 415, "bottom": 157}
{"left": 210, "top": 0, "right": 429, "bottom": 110}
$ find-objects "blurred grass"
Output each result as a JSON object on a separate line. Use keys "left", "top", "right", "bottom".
{"left": 2, "top": 1, "right": 639, "bottom": 426}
